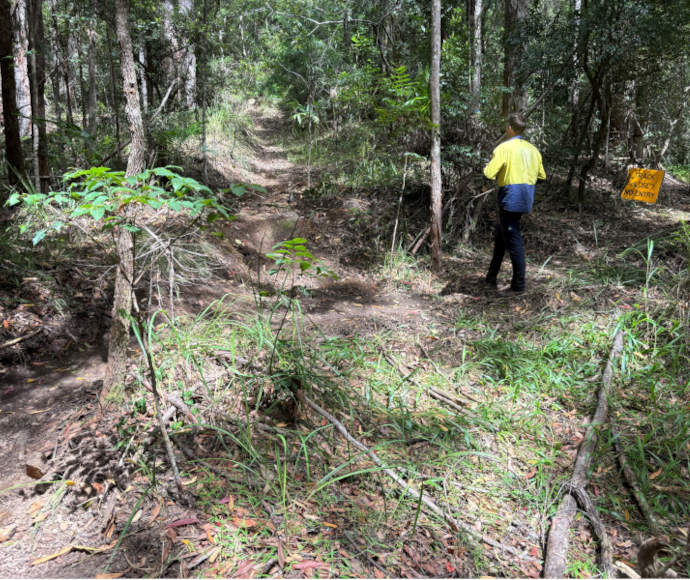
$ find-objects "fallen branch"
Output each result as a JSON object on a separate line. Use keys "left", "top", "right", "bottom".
{"left": 543, "top": 330, "right": 624, "bottom": 578}
{"left": 301, "top": 393, "right": 539, "bottom": 564}
{"left": 563, "top": 483, "right": 615, "bottom": 577}
{"left": 383, "top": 352, "right": 495, "bottom": 432}
{"left": 0, "top": 328, "right": 41, "bottom": 350}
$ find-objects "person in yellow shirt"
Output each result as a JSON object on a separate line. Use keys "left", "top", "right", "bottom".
{"left": 483, "top": 113, "right": 546, "bottom": 293}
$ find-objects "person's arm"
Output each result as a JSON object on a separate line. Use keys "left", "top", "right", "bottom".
{"left": 537, "top": 153, "right": 546, "bottom": 181}
{"left": 483, "top": 147, "right": 504, "bottom": 180}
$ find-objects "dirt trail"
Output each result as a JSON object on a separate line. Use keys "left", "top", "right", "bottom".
{"left": 0, "top": 105, "right": 452, "bottom": 578}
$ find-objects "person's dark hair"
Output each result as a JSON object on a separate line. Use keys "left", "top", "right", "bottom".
{"left": 507, "top": 113, "right": 527, "bottom": 135}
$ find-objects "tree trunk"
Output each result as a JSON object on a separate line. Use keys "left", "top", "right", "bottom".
{"left": 106, "top": 25, "right": 121, "bottom": 153}
{"left": 102, "top": 0, "right": 147, "bottom": 404}
{"left": 86, "top": 25, "right": 97, "bottom": 135}
{"left": 0, "top": 0, "right": 25, "bottom": 189}
{"left": 470, "top": 0, "right": 483, "bottom": 115}
{"left": 28, "top": 0, "right": 48, "bottom": 192}
{"left": 138, "top": 31, "right": 148, "bottom": 114}
{"left": 502, "top": 0, "right": 529, "bottom": 116}
{"left": 60, "top": 19, "right": 73, "bottom": 126}
{"left": 47, "top": 0, "right": 60, "bottom": 125}
{"left": 178, "top": 0, "right": 195, "bottom": 108}
{"left": 11, "top": 0, "right": 31, "bottom": 138}
{"left": 429, "top": 0, "right": 443, "bottom": 272}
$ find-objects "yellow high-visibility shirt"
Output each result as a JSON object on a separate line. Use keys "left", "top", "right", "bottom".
{"left": 483, "top": 137, "right": 546, "bottom": 213}
{"left": 484, "top": 137, "right": 546, "bottom": 186}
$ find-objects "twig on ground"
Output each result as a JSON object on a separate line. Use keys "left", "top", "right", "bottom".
{"left": 383, "top": 351, "right": 495, "bottom": 432}
{"left": 609, "top": 412, "right": 661, "bottom": 534}
{"left": 0, "top": 329, "right": 42, "bottom": 350}
{"left": 301, "top": 393, "right": 539, "bottom": 564}
{"left": 543, "top": 330, "right": 624, "bottom": 578}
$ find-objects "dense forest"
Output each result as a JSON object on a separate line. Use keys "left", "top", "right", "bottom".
{"left": 0, "top": 0, "right": 689, "bottom": 578}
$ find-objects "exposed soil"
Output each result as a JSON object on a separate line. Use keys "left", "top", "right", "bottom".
{"left": 1, "top": 106, "right": 688, "bottom": 578}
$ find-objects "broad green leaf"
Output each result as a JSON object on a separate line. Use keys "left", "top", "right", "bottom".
{"left": 32, "top": 230, "right": 47, "bottom": 246}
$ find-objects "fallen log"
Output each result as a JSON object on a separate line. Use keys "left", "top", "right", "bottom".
{"left": 543, "top": 330, "right": 624, "bottom": 578}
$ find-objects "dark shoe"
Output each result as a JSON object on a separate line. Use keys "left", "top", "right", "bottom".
{"left": 484, "top": 276, "right": 497, "bottom": 288}
{"left": 506, "top": 286, "right": 525, "bottom": 294}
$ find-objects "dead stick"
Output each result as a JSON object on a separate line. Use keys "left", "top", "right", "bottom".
{"left": 0, "top": 329, "right": 41, "bottom": 349}
{"left": 139, "top": 322, "right": 186, "bottom": 500}
{"left": 609, "top": 413, "right": 661, "bottom": 534}
{"left": 383, "top": 352, "right": 495, "bottom": 432}
{"left": 301, "top": 394, "right": 539, "bottom": 564}
{"left": 543, "top": 330, "right": 624, "bottom": 578}
{"left": 564, "top": 483, "right": 616, "bottom": 577}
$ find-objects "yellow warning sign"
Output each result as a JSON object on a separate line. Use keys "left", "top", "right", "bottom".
{"left": 621, "top": 168, "right": 664, "bottom": 204}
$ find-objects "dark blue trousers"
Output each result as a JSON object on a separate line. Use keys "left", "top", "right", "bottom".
{"left": 486, "top": 210, "right": 525, "bottom": 291}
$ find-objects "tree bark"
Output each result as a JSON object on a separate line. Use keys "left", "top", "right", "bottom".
{"left": 138, "top": 31, "right": 148, "bottom": 114}
{"left": 28, "top": 0, "right": 48, "bottom": 192}
{"left": 470, "top": 0, "right": 483, "bottom": 115}
{"left": 86, "top": 24, "right": 97, "bottom": 135}
{"left": 429, "top": 0, "right": 442, "bottom": 272}
{"left": 0, "top": 0, "right": 25, "bottom": 189}
{"left": 178, "top": 0, "right": 195, "bottom": 108}
{"left": 106, "top": 25, "right": 121, "bottom": 154}
{"left": 47, "top": 0, "right": 60, "bottom": 125}
{"left": 102, "top": 0, "right": 147, "bottom": 404}
{"left": 502, "top": 0, "right": 529, "bottom": 116}
{"left": 11, "top": 0, "right": 31, "bottom": 138}
{"left": 59, "top": 15, "right": 73, "bottom": 126}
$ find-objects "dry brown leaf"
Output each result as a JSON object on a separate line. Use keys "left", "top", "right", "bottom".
{"left": 25, "top": 465, "right": 45, "bottom": 480}
{"left": 95, "top": 573, "right": 125, "bottom": 579}
{"left": 649, "top": 467, "right": 663, "bottom": 480}
{"left": 30, "top": 545, "right": 73, "bottom": 566}
{"left": 147, "top": 502, "right": 161, "bottom": 525}
{"left": 232, "top": 516, "right": 259, "bottom": 529}
{"left": 233, "top": 559, "right": 255, "bottom": 578}
{"left": 0, "top": 525, "right": 17, "bottom": 543}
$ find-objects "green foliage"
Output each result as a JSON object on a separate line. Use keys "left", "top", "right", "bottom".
{"left": 6, "top": 166, "right": 230, "bottom": 243}
{"left": 375, "top": 66, "right": 430, "bottom": 131}
{"left": 266, "top": 238, "right": 336, "bottom": 279}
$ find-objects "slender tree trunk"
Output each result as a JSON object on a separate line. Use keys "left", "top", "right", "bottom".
{"left": 429, "top": 0, "right": 442, "bottom": 272}
{"left": 12, "top": 0, "right": 31, "bottom": 138}
{"left": 76, "top": 32, "right": 87, "bottom": 129}
{"left": 60, "top": 22, "right": 73, "bottom": 125}
{"left": 178, "top": 0, "right": 195, "bottom": 108}
{"left": 47, "top": 0, "right": 60, "bottom": 125}
{"left": 502, "top": 0, "right": 529, "bottom": 116}
{"left": 200, "top": 0, "right": 207, "bottom": 181}
{"left": 86, "top": 25, "right": 97, "bottom": 134}
{"left": 568, "top": 0, "right": 582, "bottom": 110}
{"left": 106, "top": 25, "right": 121, "bottom": 153}
{"left": 28, "top": 0, "right": 48, "bottom": 192}
{"left": 470, "top": 0, "right": 483, "bottom": 115}
{"left": 0, "top": 0, "right": 25, "bottom": 189}
{"left": 138, "top": 31, "right": 148, "bottom": 114}
{"left": 102, "top": 0, "right": 147, "bottom": 404}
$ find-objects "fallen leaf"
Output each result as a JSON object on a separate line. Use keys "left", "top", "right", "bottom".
{"left": 649, "top": 468, "right": 662, "bottom": 480}
{"left": 232, "top": 516, "right": 259, "bottom": 529}
{"left": 31, "top": 545, "right": 73, "bottom": 565}
{"left": 26, "top": 465, "right": 45, "bottom": 480}
{"left": 147, "top": 502, "right": 161, "bottom": 524}
{"left": 322, "top": 521, "right": 337, "bottom": 528}
{"left": 233, "top": 559, "right": 256, "bottom": 578}
{"left": 29, "top": 408, "right": 51, "bottom": 415}
{"left": 0, "top": 525, "right": 16, "bottom": 543}
{"left": 293, "top": 560, "right": 329, "bottom": 571}
{"left": 277, "top": 540, "right": 286, "bottom": 568}
{"left": 95, "top": 573, "right": 125, "bottom": 579}
{"left": 166, "top": 517, "right": 200, "bottom": 528}
{"left": 446, "top": 561, "right": 455, "bottom": 574}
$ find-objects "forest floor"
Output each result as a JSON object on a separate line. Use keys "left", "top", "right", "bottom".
{"left": 1, "top": 103, "right": 689, "bottom": 578}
